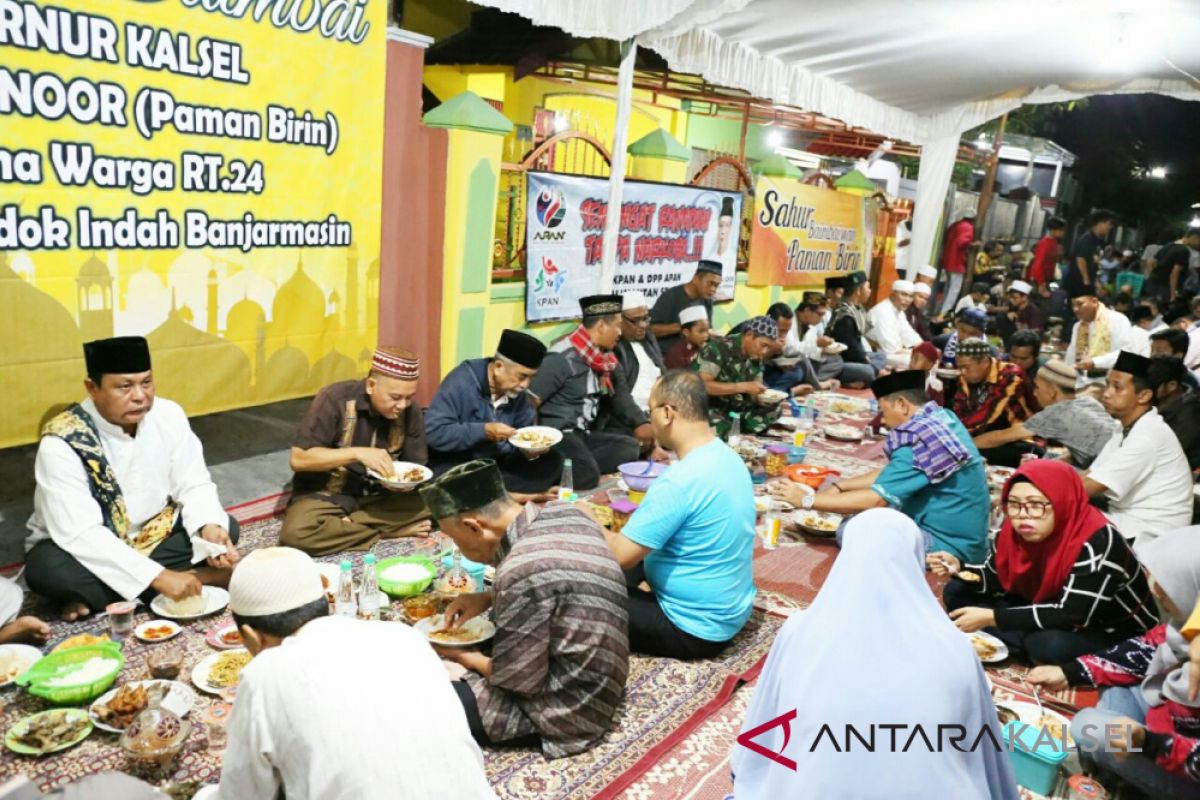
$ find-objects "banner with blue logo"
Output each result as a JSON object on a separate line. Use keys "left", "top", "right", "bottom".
{"left": 525, "top": 172, "right": 743, "bottom": 322}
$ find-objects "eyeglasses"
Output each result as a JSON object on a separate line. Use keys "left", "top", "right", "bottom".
{"left": 623, "top": 314, "right": 650, "bottom": 325}
{"left": 1004, "top": 499, "right": 1052, "bottom": 519}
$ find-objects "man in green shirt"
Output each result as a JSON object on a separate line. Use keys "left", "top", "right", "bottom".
{"left": 771, "top": 369, "right": 989, "bottom": 563}
{"left": 692, "top": 315, "right": 781, "bottom": 437}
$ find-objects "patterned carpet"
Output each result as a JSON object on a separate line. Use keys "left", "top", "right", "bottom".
{"left": 1, "top": 517, "right": 784, "bottom": 797}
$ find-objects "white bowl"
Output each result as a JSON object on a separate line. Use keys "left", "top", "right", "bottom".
{"left": 368, "top": 461, "right": 432, "bottom": 489}
{"left": 508, "top": 426, "right": 563, "bottom": 456}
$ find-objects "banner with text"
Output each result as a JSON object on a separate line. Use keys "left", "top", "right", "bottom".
{"left": 0, "top": 0, "right": 386, "bottom": 447}
{"left": 748, "top": 176, "right": 867, "bottom": 287}
{"left": 525, "top": 172, "right": 741, "bottom": 322}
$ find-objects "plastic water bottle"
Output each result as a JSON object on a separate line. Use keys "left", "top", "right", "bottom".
{"left": 335, "top": 559, "right": 356, "bottom": 618}
{"left": 358, "top": 553, "right": 380, "bottom": 620}
{"left": 558, "top": 459, "right": 574, "bottom": 502}
{"left": 728, "top": 412, "right": 742, "bottom": 445}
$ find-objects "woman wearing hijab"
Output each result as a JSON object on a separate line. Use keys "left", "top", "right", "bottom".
{"left": 931, "top": 460, "right": 1156, "bottom": 664}
{"left": 732, "top": 509, "right": 1017, "bottom": 800}
{"left": 1028, "top": 527, "right": 1200, "bottom": 796}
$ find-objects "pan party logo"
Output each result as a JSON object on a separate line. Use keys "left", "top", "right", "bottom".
{"left": 535, "top": 187, "right": 566, "bottom": 229}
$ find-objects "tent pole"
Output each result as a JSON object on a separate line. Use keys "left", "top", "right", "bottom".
{"left": 975, "top": 112, "right": 1008, "bottom": 238}
{"left": 599, "top": 37, "right": 637, "bottom": 294}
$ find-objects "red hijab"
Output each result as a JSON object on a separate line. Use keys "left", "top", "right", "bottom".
{"left": 994, "top": 459, "right": 1110, "bottom": 603}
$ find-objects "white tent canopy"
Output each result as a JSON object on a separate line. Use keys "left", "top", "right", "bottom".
{"left": 477, "top": 0, "right": 1200, "bottom": 274}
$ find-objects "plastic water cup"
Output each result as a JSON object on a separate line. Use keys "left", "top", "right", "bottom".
{"left": 106, "top": 601, "right": 135, "bottom": 641}
{"left": 760, "top": 514, "right": 782, "bottom": 550}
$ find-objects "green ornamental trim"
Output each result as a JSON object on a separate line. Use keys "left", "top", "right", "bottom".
{"left": 628, "top": 129, "right": 691, "bottom": 162}
{"left": 756, "top": 153, "right": 802, "bottom": 178}
{"left": 423, "top": 91, "right": 513, "bottom": 135}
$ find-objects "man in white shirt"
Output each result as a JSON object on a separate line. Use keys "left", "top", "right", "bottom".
{"left": 1083, "top": 351, "right": 1194, "bottom": 551}
{"left": 1125, "top": 306, "right": 1160, "bottom": 357}
{"left": 790, "top": 298, "right": 874, "bottom": 388}
{"left": 1064, "top": 293, "right": 1134, "bottom": 390}
{"left": 613, "top": 291, "right": 663, "bottom": 415}
{"left": 24, "top": 337, "right": 239, "bottom": 621}
{"left": 953, "top": 282, "right": 991, "bottom": 316}
{"left": 867, "top": 279, "right": 923, "bottom": 368}
{"left": 218, "top": 547, "right": 494, "bottom": 800}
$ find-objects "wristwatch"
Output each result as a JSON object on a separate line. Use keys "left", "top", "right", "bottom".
{"left": 801, "top": 493, "right": 815, "bottom": 510}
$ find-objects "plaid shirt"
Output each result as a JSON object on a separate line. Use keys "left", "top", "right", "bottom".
{"left": 465, "top": 502, "right": 629, "bottom": 758}
{"left": 953, "top": 359, "right": 1038, "bottom": 436}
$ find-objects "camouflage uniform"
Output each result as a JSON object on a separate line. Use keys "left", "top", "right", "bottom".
{"left": 692, "top": 333, "right": 782, "bottom": 437}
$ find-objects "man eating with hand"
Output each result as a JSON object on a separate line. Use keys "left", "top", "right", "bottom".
{"left": 420, "top": 460, "right": 629, "bottom": 758}
{"left": 424, "top": 329, "right": 560, "bottom": 496}
{"left": 280, "top": 347, "right": 432, "bottom": 555}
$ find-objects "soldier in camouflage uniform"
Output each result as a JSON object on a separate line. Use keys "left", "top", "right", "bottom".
{"left": 692, "top": 316, "right": 783, "bottom": 437}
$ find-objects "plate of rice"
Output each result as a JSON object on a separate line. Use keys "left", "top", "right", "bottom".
{"left": 150, "top": 587, "right": 229, "bottom": 620}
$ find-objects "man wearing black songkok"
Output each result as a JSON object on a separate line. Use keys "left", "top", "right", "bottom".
{"left": 25, "top": 337, "right": 240, "bottom": 620}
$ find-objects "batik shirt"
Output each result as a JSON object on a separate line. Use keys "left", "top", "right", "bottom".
{"left": 693, "top": 333, "right": 782, "bottom": 436}
{"left": 953, "top": 360, "right": 1038, "bottom": 436}
{"left": 465, "top": 502, "right": 629, "bottom": 758}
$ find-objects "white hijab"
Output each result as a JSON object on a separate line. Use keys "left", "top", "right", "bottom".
{"left": 731, "top": 509, "right": 1018, "bottom": 800}
{"left": 1138, "top": 527, "right": 1200, "bottom": 710}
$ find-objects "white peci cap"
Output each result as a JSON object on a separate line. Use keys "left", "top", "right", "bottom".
{"left": 912, "top": 283, "right": 931, "bottom": 296}
{"left": 679, "top": 305, "right": 708, "bottom": 325}
{"left": 891, "top": 279, "right": 915, "bottom": 293}
{"left": 1010, "top": 244, "right": 1024, "bottom": 252}
{"left": 1009, "top": 280, "right": 1032, "bottom": 295}
{"left": 622, "top": 291, "right": 649, "bottom": 311}
{"left": 917, "top": 264, "right": 939, "bottom": 279}
{"left": 229, "top": 547, "right": 325, "bottom": 617}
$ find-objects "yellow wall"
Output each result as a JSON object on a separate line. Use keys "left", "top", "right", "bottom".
{"left": 424, "top": 66, "right": 688, "bottom": 166}
{"left": 426, "top": 75, "right": 825, "bottom": 370}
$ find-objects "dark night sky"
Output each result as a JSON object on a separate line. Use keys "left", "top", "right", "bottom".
{"left": 1040, "top": 94, "right": 1200, "bottom": 235}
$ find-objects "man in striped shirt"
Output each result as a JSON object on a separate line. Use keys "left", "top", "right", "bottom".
{"left": 420, "top": 460, "right": 629, "bottom": 758}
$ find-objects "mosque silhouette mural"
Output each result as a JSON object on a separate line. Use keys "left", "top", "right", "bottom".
{"left": 0, "top": 246, "right": 380, "bottom": 448}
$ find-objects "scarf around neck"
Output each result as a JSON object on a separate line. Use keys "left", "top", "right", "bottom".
{"left": 1077, "top": 304, "right": 1112, "bottom": 358}
{"left": 568, "top": 325, "right": 617, "bottom": 394}
{"left": 884, "top": 402, "right": 972, "bottom": 484}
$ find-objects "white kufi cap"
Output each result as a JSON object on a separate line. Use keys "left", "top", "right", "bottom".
{"left": 622, "top": 291, "right": 648, "bottom": 311}
{"left": 229, "top": 547, "right": 324, "bottom": 617}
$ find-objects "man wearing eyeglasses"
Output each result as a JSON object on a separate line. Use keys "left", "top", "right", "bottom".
{"left": 611, "top": 291, "right": 664, "bottom": 418}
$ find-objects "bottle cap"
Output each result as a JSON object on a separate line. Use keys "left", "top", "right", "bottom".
{"left": 339, "top": 559, "right": 352, "bottom": 570}
{"left": 363, "top": 554, "right": 376, "bottom": 565}
{"left": 563, "top": 458, "right": 573, "bottom": 466}
{"left": 730, "top": 412, "right": 741, "bottom": 419}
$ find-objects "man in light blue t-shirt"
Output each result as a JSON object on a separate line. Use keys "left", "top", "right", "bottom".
{"left": 593, "top": 370, "right": 756, "bottom": 659}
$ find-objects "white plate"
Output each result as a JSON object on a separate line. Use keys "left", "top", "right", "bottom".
{"left": 134, "top": 619, "right": 181, "bottom": 644}
{"left": 415, "top": 615, "right": 496, "bottom": 647}
{"left": 89, "top": 680, "right": 196, "bottom": 733}
{"left": 508, "top": 426, "right": 563, "bottom": 453}
{"left": 968, "top": 631, "right": 1009, "bottom": 663}
{"left": 823, "top": 424, "right": 864, "bottom": 442}
{"left": 822, "top": 342, "right": 848, "bottom": 354}
{"left": 191, "top": 649, "right": 252, "bottom": 695}
{"left": 367, "top": 461, "right": 432, "bottom": 489}
{"left": 150, "top": 586, "right": 229, "bottom": 621}
{"left": 0, "top": 644, "right": 42, "bottom": 688}
{"left": 791, "top": 510, "right": 842, "bottom": 536}
{"left": 757, "top": 389, "right": 788, "bottom": 406}
{"left": 193, "top": 787, "right": 219, "bottom": 800}
{"left": 993, "top": 698, "right": 1072, "bottom": 744}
